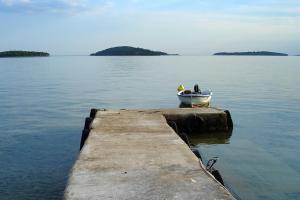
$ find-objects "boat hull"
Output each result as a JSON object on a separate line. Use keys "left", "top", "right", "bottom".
{"left": 177, "top": 91, "right": 212, "bottom": 106}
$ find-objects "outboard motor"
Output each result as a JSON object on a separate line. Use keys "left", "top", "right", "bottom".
{"left": 194, "top": 84, "right": 200, "bottom": 93}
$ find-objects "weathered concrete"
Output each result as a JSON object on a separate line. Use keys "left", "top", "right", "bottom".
{"left": 65, "top": 108, "right": 234, "bottom": 200}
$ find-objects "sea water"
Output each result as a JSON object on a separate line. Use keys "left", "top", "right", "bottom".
{"left": 0, "top": 56, "right": 299, "bottom": 199}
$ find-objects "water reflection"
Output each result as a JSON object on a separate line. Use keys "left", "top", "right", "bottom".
{"left": 179, "top": 102, "right": 210, "bottom": 108}
{"left": 189, "top": 130, "right": 233, "bottom": 145}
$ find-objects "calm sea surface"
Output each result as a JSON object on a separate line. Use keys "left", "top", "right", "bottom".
{"left": 0, "top": 56, "right": 299, "bottom": 200}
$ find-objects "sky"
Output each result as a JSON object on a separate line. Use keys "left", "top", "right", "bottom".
{"left": 0, "top": 0, "right": 299, "bottom": 55}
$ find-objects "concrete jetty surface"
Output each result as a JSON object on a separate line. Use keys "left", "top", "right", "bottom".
{"left": 64, "top": 108, "right": 234, "bottom": 200}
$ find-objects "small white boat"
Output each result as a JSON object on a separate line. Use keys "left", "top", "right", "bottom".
{"left": 177, "top": 84, "right": 212, "bottom": 106}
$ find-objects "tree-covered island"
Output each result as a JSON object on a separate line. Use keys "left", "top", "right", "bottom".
{"left": 213, "top": 51, "right": 288, "bottom": 56}
{"left": 91, "top": 46, "right": 177, "bottom": 56}
{"left": 0, "top": 51, "right": 50, "bottom": 57}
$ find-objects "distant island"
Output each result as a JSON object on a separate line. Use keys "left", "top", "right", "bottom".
{"left": 213, "top": 51, "right": 288, "bottom": 56}
{"left": 91, "top": 46, "right": 176, "bottom": 56}
{"left": 0, "top": 51, "right": 49, "bottom": 57}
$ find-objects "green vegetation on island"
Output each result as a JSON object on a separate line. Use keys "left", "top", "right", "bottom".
{"left": 213, "top": 51, "right": 288, "bottom": 56}
{"left": 90, "top": 46, "right": 176, "bottom": 56}
{"left": 0, "top": 51, "right": 50, "bottom": 57}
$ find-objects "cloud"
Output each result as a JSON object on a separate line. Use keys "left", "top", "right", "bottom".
{"left": 1, "top": 0, "right": 31, "bottom": 6}
{"left": 0, "top": 0, "right": 299, "bottom": 54}
{"left": 0, "top": 0, "right": 113, "bottom": 14}
{"left": 100, "top": 9, "right": 300, "bottom": 54}
{"left": 0, "top": 0, "right": 299, "bottom": 17}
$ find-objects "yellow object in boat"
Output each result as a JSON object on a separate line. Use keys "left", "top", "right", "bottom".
{"left": 177, "top": 84, "right": 185, "bottom": 92}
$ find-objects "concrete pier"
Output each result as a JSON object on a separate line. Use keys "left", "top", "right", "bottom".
{"left": 64, "top": 108, "right": 234, "bottom": 200}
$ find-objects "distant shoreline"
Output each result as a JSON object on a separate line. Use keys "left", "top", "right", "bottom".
{"left": 213, "top": 51, "right": 288, "bottom": 56}
{"left": 90, "top": 46, "right": 178, "bottom": 56}
{"left": 1, "top": 50, "right": 298, "bottom": 57}
{"left": 0, "top": 51, "right": 49, "bottom": 58}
